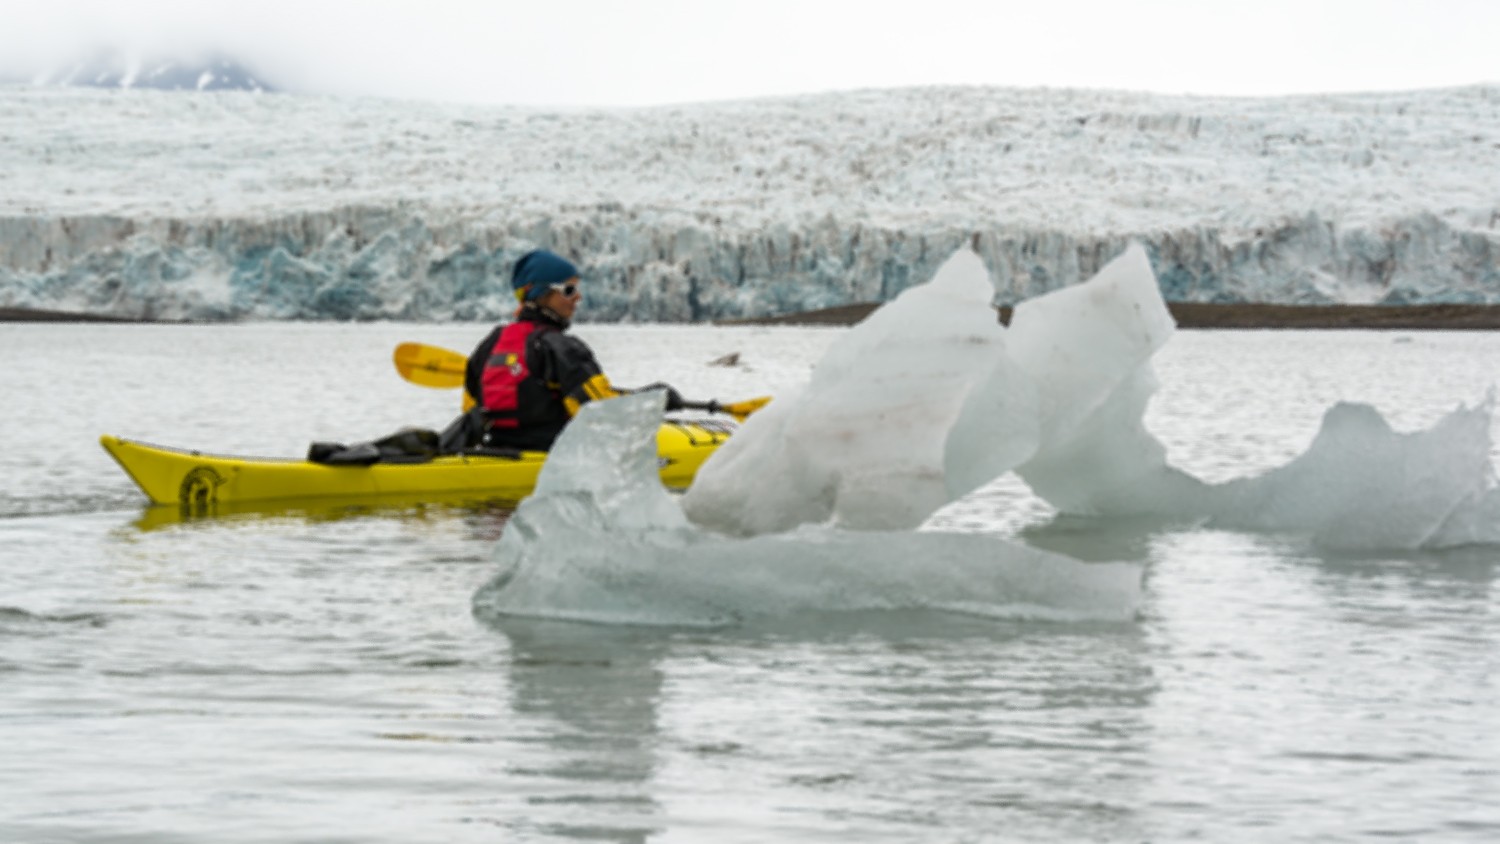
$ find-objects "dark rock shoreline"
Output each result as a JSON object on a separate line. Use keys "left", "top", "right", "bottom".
{"left": 8, "top": 303, "right": 1500, "bottom": 329}
{"left": 719, "top": 302, "right": 1500, "bottom": 330}
{"left": 0, "top": 307, "right": 145, "bottom": 323}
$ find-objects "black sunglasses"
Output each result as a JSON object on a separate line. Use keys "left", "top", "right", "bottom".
{"left": 549, "top": 282, "right": 580, "bottom": 297}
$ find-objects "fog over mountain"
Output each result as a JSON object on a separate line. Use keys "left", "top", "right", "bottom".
{"left": 0, "top": 83, "right": 1497, "bottom": 322}
{"left": 26, "top": 47, "right": 278, "bottom": 93}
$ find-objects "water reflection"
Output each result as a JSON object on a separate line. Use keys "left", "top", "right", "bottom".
{"left": 123, "top": 497, "right": 518, "bottom": 536}
{"left": 1311, "top": 544, "right": 1499, "bottom": 587}
{"left": 1017, "top": 512, "right": 1203, "bottom": 564}
{"left": 1139, "top": 530, "right": 1500, "bottom": 840}
{"left": 482, "top": 611, "right": 1160, "bottom": 842}
{"left": 485, "top": 619, "right": 668, "bottom": 843}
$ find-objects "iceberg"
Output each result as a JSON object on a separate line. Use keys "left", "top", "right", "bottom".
{"left": 1427, "top": 486, "right": 1500, "bottom": 547}
{"left": 996, "top": 244, "right": 1195, "bottom": 514}
{"left": 1202, "top": 397, "right": 1498, "bottom": 549}
{"left": 474, "top": 241, "right": 1500, "bottom": 629}
{"left": 687, "top": 243, "right": 1500, "bottom": 551}
{"left": 471, "top": 392, "right": 1144, "bottom": 627}
{"left": 683, "top": 243, "right": 1189, "bottom": 533}
{"left": 682, "top": 249, "right": 1014, "bottom": 534}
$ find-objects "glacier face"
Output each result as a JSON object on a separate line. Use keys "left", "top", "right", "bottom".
{"left": 1, "top": 84, "right": 1497, "bottom": 321}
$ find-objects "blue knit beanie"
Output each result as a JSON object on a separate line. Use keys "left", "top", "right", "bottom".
{"left": 511, "top": 250, "right": 579, "bottom": 302}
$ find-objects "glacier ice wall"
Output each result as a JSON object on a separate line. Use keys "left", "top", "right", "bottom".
{"left": 4, "top": 209, "right": 1496, "bottom": 323}
{"left": 2, "top": 85, "right": 1498, "bottom": 321}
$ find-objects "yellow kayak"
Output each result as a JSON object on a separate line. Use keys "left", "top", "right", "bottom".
{"left": 101, "top": 419, "right": 732, "bottom": 516}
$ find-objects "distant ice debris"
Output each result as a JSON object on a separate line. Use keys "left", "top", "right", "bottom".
{"left": 1001, "top": 243, "right": 1182, "bottom": 514}
{"left": 471, "top": 392, "right": 1145, "bottom": 628}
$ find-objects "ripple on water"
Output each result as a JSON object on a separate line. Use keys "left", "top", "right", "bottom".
{"left": 3, "top": 326, "right": 1500, "bottom": 842}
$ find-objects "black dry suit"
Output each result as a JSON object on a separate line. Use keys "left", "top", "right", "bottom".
{"left": 462, "top": 305, "right": 618, "bottom": 452}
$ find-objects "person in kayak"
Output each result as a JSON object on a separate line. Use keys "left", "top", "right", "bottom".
{"left": 460, "top": 249, "right": 682, "bottom": 451}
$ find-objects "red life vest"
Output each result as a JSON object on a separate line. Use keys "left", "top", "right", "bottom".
{"left": 480, "top": 321, "right": 551, "bottom": 429}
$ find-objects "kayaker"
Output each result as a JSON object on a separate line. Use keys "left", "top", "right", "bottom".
{"left": 460, "top": 249, "right": 682, "bottom": 451}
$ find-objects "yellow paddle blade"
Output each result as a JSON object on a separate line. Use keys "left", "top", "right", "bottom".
{"left": 720, "top": 396, "right": 771, "bottom": 421}
{"left": 393, "top": 342, "right": 467, "bottom": 389}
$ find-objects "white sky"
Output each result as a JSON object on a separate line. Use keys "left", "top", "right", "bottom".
{"left": 3, "top": 0, "right": 1497, "bottom": 106}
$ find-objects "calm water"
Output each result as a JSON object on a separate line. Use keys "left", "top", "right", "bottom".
{"left": 2, "top": 322, "right": 1498, "bottom": 843}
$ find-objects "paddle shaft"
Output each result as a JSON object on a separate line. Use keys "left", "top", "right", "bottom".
{"left": 394, "top": 342, "right": 768, "bottom": 419}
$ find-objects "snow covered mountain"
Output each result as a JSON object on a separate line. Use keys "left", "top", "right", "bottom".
{"left": 32, "top": 49, "right": 276, "bottom": 93}
{"left": 0, "top": 84, "right": 1496, "bottom": 322}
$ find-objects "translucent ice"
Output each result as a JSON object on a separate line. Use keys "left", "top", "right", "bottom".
{"left": 986, "top": 243, "right": 1193, "bottom": 514}
{"left": 685, "top": 242, "right": 1191, "bottom": 533}
{"left": 472, "top": 392, "right": 1143, "bottom": 627}
{"left": 681, "top": 242, "right": 1500, "bottom": 552}
{"left": 682, "top": 249, "right": 1015, "bottom": 534}
{"left": 1428, "top": 486, "right": 1500, "bottom": 547}
{"left": 1203, "top": 397, "right": 1497, "bottom": 549}
{"left": 477, "top": 241, "right": 1500, "bottom": 629}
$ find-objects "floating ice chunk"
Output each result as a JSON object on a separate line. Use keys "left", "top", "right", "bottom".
{"left": 683, "top": 248, "right": 1010, "bottom": 534}
{"left": 1009, "top": 243, "right": 1175, "bottom": 442}
{"left": 1205, "top": 397, "right": 1496, "bottom": 550}
{"left": 928, "top": 242, "right": 1500, "bottom": 552}
{"left": 986, "top": 247, "right": 1500, "bottom": 548}
{"left": 686, "top": 243, "right": 1197, "bottom": 532}
{"left": 473, "top": 391, "right": 1142, "bottom": 627}
{"left": 510, "top": 240, "right": 1500, "bottom": 568}
{"left": 530, "top": 388, "right": 689, "bottom": 532}
{"left": 476, "top": 503, "right": 1145, "bottom": 627}
{"left": 1002, "top": 243, "right": 1194, "bottom": 513}
{"left": 1036, "top": 388, "right": 1500, "bottom": 550}
{"left": 1012, "top": 363, "right": 1211, "bottom": 516}
{"left": 942, "top": 348, "right": 1039, "bottom": 500}
{"left": 1428, "top": 487, "right": 1500, "bottom": 547}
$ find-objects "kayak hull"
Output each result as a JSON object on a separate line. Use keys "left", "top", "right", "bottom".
{"left": 100, "top": 420, "right": 731, "bottom": 514}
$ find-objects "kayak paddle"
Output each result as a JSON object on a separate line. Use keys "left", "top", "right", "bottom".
{"left": 393, "top": 342, "right": 467, "bottom": 389}
{"left": 678, "top": 396, "right": 772, "bottom": 421}
{"left": 393, "top": 341, "right": 771, "bottom": 419}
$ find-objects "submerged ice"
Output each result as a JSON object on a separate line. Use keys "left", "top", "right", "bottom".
{"left": 474, "top": 242, "right": 1500, "bottom": 627}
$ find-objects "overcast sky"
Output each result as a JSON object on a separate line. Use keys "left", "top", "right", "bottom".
{"left": 3, "top": 0, "right": 1497, "bottom": 107}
